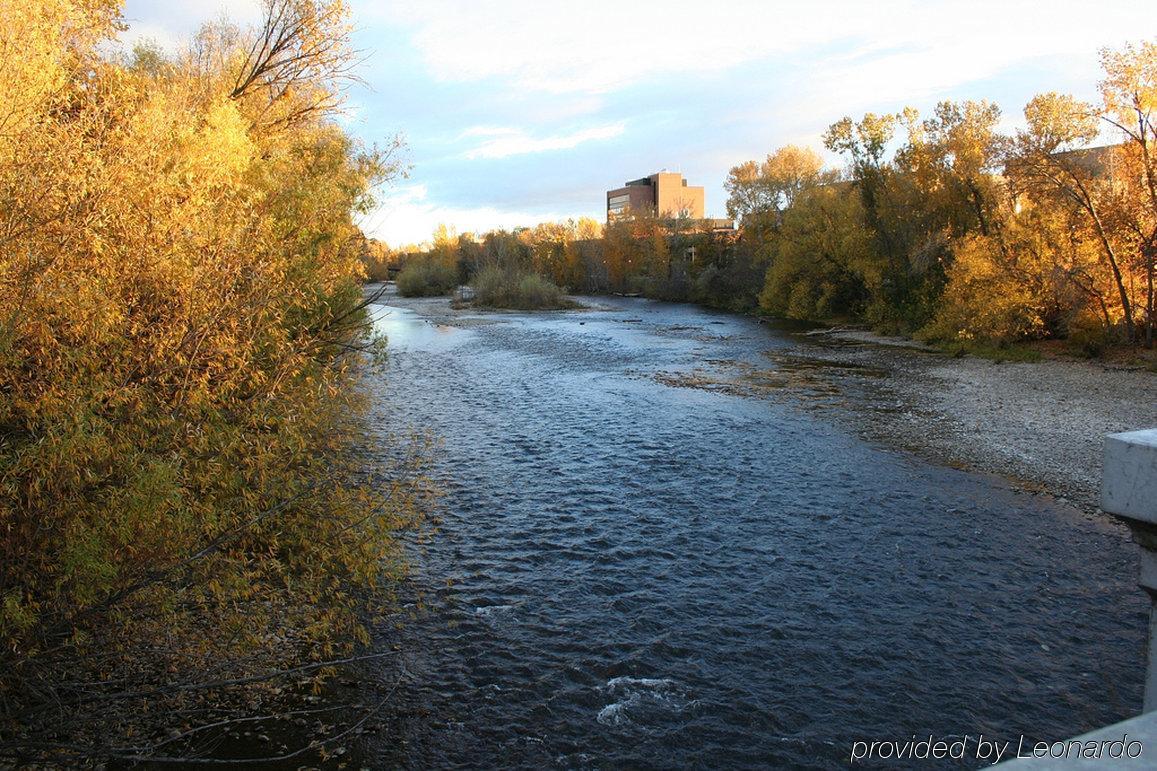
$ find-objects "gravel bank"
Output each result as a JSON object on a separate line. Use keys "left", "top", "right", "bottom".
{"left": 790, "top": 330, "right": 1157, "bottom": 513}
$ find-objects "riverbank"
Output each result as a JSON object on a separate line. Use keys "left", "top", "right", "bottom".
{"left": 784, "top": 328, "right": 1157, "bottom": 514}
{"left": 368, "top": 284, "right": 1157, "bottom": 515}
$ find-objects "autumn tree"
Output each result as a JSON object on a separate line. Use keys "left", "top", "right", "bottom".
{"left": 1099, "top": 41, "right": 1157, "bottom": 346}
{"left": 897, "top": 100, "right": 1005, "bottom": 238}
{"left": 725, "top": 145, "right": 829, "bottom": 240}
{"left": 824, "top": 112, "right": 946, "bottom": 328}
{"left": 1, "top": 0, "right": 415, "bottom": 760}
{"left": 759, "top": 184, "right": 872, "bottom": 319}
{"left": 1006, "top": 92, "right": 1137, "bottom": 341}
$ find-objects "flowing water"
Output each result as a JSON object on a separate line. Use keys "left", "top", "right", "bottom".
{"left": 360, "top": 291, "right": 1145, "bottom": 769}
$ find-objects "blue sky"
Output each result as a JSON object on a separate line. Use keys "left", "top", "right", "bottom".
{"left": 121, "top": 0, "right": 1154, "bottom": 247}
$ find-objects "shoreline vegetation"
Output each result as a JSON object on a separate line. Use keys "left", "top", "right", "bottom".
{"left": 469, "top": 266, "right": 578, "bottom": 311}
{"left": 397, "top": 259, "right": 577, "bottom": 310}
{"left": 368, "top": 41, "right": 1157, "bottom": 367}
{"left": 1, "top": 0, "right": 422, "bottom": 765}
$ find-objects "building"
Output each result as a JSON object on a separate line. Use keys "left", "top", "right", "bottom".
{"left": 606, "top": 172, "right": 705, "bottom": 221}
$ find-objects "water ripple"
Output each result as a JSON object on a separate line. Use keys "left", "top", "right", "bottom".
{"left": 363, "top": 296, "right": 1145, "bottom": 769}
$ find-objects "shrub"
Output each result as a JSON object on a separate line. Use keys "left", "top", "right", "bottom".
{"left": 362, "top": 251, "right": 395, "bottom": 282}
{"left": 396, "top": 257, "right": 458, "bottom": 296}
{"left": 0, "top": 0, "right": 420, "bottom": 760}
{"left": 1067, "top": 315, "right": 1114, "bottom": 358}
{"left": 471, "top": 265, "right": 573, "bottom": 309}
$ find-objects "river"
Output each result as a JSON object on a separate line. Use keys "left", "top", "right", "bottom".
{"left": 360, "top": 290, "right": 1145, "bottom": 769}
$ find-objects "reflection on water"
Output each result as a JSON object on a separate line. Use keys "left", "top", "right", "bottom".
{"left": 370, "top": 304, "right": 474, "bottom": 352}
{"left": 361, "top": 292, "right": 1145, "bottom": 769}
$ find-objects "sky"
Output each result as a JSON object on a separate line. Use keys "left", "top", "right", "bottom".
{"left": 120, "top": 0, "right": 1154, "bottom": 248}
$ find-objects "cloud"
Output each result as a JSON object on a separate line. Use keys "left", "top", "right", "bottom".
{"left": 119, "top": 0, "right": 263, "bottom": 52}
{"left": 360, "top": 183, "right": 576, "bottom": 247}
{"left": 116, "top": 0, "right": 1156, "bottom": 246}
{"left": 373, "top": 0, "right": 875, "bottom": 94}
{"left": 461, "top": 123, "right": 626, "bottom": 159}
{"left": 370, "top": 0, "right": 1145, "bottom": 99}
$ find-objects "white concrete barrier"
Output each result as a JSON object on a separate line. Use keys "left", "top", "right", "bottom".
{"left": 1104, "top": 430, "right": 1157, "bottom": 525}
{"left": 1103, "top": 429, "right": 1157, "bottom": 712}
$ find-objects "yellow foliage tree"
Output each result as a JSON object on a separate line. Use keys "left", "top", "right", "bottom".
{"left": 0, "top": 0, "right": 414, "bottom": 756}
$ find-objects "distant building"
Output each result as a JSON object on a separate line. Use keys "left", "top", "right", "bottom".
{"left": 606, "top": 172, "right": 705, "bottom": 221}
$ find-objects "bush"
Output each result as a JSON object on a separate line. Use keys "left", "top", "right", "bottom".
{"left": 0, "top": 0, "right": 421, "bottom": 760}
{"left": 1066, "top": 315, "right": 1114, "bottom": 358}
{"left": 919, "top": 235, "right": 1045, "bottom": 344}
{"left": 471, "top": 265, "right": 573, "bottom": 309}
{"left": 362, "top": 252, "right": 394, "bottom": 282}
{"left": 396, "top": 257, "right": 458, "bottom": 296}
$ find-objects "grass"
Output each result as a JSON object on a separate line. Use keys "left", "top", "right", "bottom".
{"left": 471, "top": 266, "right": 576, "bottom": 310}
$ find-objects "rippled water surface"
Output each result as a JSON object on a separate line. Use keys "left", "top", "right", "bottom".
{"left": 362, "top": 293, "right": 1145, "bottom": 769}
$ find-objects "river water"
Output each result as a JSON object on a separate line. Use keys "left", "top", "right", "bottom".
{"left": 361, "top": 291, "right": 1145, "bottom": 769}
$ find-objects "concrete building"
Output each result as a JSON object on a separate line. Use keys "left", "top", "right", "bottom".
{"left": 606, "top": 172, "right": 705, "bottom": 221}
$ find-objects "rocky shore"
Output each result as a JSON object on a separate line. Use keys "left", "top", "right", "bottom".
{"left": 789, "top": 329, "right": 1157, "bottom": 514}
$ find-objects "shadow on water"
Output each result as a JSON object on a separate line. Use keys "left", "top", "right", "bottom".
{"left": 351, "top": 292, "right": 1145, "bottom": 770}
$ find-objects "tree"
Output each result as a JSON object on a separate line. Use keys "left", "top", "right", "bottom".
{"left": 759, "top": 185, "right": 871, "bottom": 319}
{"left": 825, "top": 111, "right": 951, "bottom": 329}
{"left": 1099, "top": 41, "right": 1157, "bottom": 346}
{"left": 724, "top": 145, "right": 828, "bottom": 231}
{"left": 897, "top": 100, "right": 1005, "bottom": 238}
{"left": 1008, "top": 92, "right": 1137, "bottom": 342}
{"left": 1, "top": 0, "right": 413, "bottom": 760}
{"left": 228, "top": 0, "right": 358, "bottom": 128}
